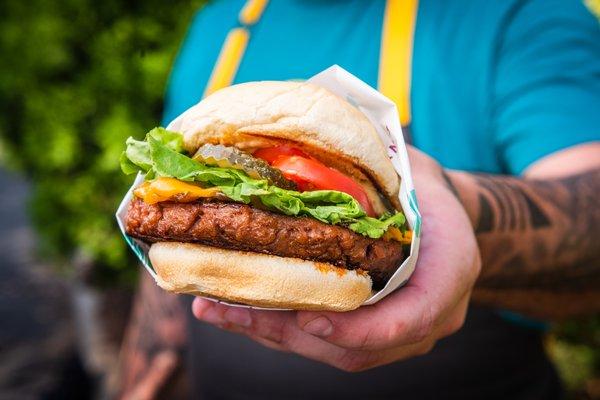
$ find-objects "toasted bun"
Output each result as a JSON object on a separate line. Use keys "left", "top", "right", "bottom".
{"left": 149, "top": 242, "right": 372, "bottom": 311}
{"left": 172, "top": 81, "right": 399, "bottom": 205}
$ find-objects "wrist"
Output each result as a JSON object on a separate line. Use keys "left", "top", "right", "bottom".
{"left": 405, "top": 146, "right": 479, "bottom": 232}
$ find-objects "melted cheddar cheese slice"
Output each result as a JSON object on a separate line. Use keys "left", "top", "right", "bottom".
{"left": 383, "top": 227, "right": 412, "bottom": 245}
{"left": 134, "top": 177, "right": 220, "bottom": 204}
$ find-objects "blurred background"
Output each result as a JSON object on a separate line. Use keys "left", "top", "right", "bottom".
{"left": 0, "top": 0, "right": 598, "bottom": 399}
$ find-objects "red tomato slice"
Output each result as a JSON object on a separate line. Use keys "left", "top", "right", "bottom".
{"left": 253, "top": 145, "right": 310, "bottom": 164}
{"left": 271, "top": 155, "right": 376, "bottom": 217}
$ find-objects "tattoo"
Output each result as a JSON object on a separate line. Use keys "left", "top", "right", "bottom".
{"left": 470, "top": 168, "right": 600, "bottom": 291}
{"left": 441, "top": 170, "right": 460, "bottom": 200}
{"left": 119, "top": 274, "right": 187, "bottom": 396}
{"left": 476, "top": 194, "right": 494, "bottom": 232}
{"left": 474, "top": 176, "right": 551, "bottom": 233}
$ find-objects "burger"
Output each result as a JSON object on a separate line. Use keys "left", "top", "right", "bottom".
{"left": 121, "top": 81, "right": 410, "bottom": 311}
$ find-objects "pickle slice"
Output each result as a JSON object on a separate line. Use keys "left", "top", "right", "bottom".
{"left": 193, "top": 144, "right": 297, "bottom": 190}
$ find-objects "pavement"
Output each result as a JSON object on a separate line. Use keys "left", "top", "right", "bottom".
{"left": 0, "top": 168, "right": 91, "bottom": 399}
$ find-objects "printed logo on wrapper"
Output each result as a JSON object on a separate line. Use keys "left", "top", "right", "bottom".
{"left": 115, "top": 65, "right": 422, "bottom": 309}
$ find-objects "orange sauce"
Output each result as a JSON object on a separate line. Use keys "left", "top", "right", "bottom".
{"left": 315, "top": 262, "right": 347, "bottom": 277}
{"left": 383, "top": 226, "right": 412, "bottom": 244}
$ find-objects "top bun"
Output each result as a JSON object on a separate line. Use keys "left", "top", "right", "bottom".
{"left": 172, "top": 81, "right": 400, "bottom": 204}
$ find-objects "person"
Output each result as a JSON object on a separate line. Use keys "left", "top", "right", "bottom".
{"left": 118, "top": 0, "right": 600, "bottom": 399}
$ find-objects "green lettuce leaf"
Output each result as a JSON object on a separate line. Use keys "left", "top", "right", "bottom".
{"left": 147, "top": 127, "right": 184, "bottom": 152}
{"left": 122, "top": 136, "right": 151, "bottom": 172}
{"left": 120, "top": 127, "right": 184, "bottom": 174}
{"left": 121, "top": 128, "right": 407, "bottom": 238}
{"left": 349, "top": 212, "right": 406, "bottom": 239}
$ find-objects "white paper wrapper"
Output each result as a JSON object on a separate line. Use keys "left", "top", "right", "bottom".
{"left": 116, "top": 65, "right": 421, "bottom": 309}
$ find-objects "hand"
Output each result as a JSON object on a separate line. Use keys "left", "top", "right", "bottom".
{"left": 191, "top": 146, "right": 481, "bottom": 371}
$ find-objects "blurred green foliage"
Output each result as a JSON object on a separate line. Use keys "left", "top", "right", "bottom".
{"left": 0, "top": 1, "right": 598, "bottom": 397}
{"left": 0, "top": 0, "right": 204, "bottom": 285}
{"left": 549, "top": 317, "right": 600, "bottom": 399}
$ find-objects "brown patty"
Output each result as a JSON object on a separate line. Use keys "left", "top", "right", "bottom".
{"left": 125, "top": 198, "right": 404, "bottom": 288}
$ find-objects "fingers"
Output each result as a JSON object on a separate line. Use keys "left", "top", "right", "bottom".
{"left": 296, "top": 277, "right": 473, "bottom": 352}
{"left": 191, "top": 297, "right": 456, "bottom": 372}
{"left": 192, "top": 298, "right": 351, "bottom": 367}
{"left": 192, "top": 278, "right": 469, "bottom": 357}
{"left": 296, "top": 284, "right": 436, "bottom": 351}
{"left": 192, "top": 298, "right": 439, "bottom": 372}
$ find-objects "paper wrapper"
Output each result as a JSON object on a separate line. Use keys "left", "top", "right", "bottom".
{"left": 116, "top": 65, "right": 422, "bottom": 308}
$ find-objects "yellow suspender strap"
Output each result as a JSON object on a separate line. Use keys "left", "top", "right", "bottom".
{"left": 378, "top": 0, "right": 419, "bottom": 127}
{"left": 203, "top": 0, "right": 269, "bottom": 98}
{"left": 204, "top": 0, "right": 416, "bottom": 126}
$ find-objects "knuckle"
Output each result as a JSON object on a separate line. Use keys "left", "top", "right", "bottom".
{"left": 336, "top": 351, "right": 381, "bottom": 373}
{"left": 416, "top": 341, "right": 436, "bottom": 356}
{"left": 336, "top": 352, "right": 370, "bottom": 373}
{"left": 352, "top": 325, "right": 379, "bottom": 350}
{"left": 443, "top": 311, "right": 467, "bottom": 337}
{"left": 276, "top": 322, "right": 296, "bottom": 349}
{"left": 260, "top": 319, "right": 287, "bottom": 345}
{"left": 384, "top": 320, "right": 407, "bottom": 345}
{"left": 448, "top": 315, "right": 466, "bottom": 336}
{"left": 412, "top": 305, "right": 435, "bottom": 343}
{"left": 351, "top": 320, "right": 408, "bottom": 350}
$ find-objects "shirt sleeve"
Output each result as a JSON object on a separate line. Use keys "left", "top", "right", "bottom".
{"left": 492, "top": 0, "right": 600, "bottom": 175}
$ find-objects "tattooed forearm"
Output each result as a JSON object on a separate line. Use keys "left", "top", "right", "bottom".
{"left": 448, "top": 168, "right": 600, "bottom": 292}
{"left": 118, "top": 273, "right": 187, "bottom": 399}
{"left": 445, "top": 165, "right": 600, "bottom": 318}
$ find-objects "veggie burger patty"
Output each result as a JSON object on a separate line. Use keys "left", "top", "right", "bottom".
{"left": 125, "top": 197, "right": 403, "bottom": 289}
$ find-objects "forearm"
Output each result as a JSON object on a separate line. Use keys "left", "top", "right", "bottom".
{"left": 445, "top": 167, "right": 600, "bottom": 318}
{"left": 118, "top": 273, "right": 188, "bottom": 399}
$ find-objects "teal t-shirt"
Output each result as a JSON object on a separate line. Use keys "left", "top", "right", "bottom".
{"left": 164, "top": 1, "right": 599, "bottom": 398}
{"left": 163, "top": 0, "right": 600, "bottom": 176}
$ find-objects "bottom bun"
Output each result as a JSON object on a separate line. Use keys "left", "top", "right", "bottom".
{"left": 149, "top": 242, "right": 373, "bottom": 311}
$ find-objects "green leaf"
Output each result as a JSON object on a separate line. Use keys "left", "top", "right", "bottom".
{"left": 148, "top": 135, "right": 200, "bottom": 178}
{"left": 147, "top": 127, "right": 184, "bottom": 152}
{"left": 123, "top": 137, "right": 151, "bottom": 171}
{"left": 119, "top": 151, "right": 139, "bottom": 174}
{"left": 349, "top": 212, "right": 406, "bottom": 238}
{"left": 0, "top": 0, "right": 205, "bottom": 285}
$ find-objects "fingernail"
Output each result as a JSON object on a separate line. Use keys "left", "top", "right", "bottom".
{"left": 302, "top": 316, "right": 333, "bottom": 337}
{"left": 192, "top": 298, "right": 213, "bottom": 318}
{"left": 193, "top": 298, "right": 225, "bottom": 325}
{"left": 224, "top": 307, "right": 252, "bottom": 328}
